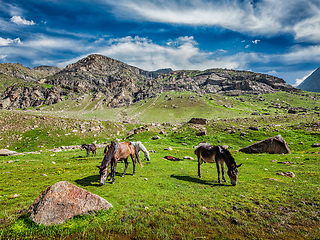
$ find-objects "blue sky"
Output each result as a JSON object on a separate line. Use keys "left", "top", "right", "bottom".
{"left": 1, "top": 0, "right": 320, "bottom": 86}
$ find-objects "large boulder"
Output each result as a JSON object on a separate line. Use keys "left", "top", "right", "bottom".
{"left": 189, "top": 118, "right": 208, "bottom": 125}
{"left": 0, "top": 149, "right": 19, "bottom": 156}
{"left": 29, "top": 181, "right": 113, "bottom": 225}
{"left": 239, "top": 135, "right": 290, "bottom": 154}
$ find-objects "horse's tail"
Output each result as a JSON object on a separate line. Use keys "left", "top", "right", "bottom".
{"left": 135, "top": 145, "right": 143, "bottom": 167}
{"left": 138, "top": 141, "right": 150, "bottom": 161}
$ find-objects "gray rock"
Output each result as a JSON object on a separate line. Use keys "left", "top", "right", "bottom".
{"left": 239, "top": 135, "right": 290, "bottom": 154}
{"left": 0, "top": 149, "right": 19, "bottom": 156}
{"left": 276, "top": 172, "right": 295, "bottom": 178}
{"left": 28, "top": 181, "right": 113, "bottom": 225}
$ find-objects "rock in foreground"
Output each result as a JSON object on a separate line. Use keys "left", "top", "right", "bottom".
{"left": 29, "top": 181, "right": 113, "bottom": 225}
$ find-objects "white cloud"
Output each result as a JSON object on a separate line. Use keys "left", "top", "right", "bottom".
{"left": 267, "top": 70, "right": 278, "bottom": 75}
{"left": 95, "top": 36, "right": 242, "bottom": 71}
{"left": 0, "top": 37, "right": 21, "bottom": 46}
{"left": 252, "top": 40, "right": 260, "bottom": 44}
{"left": 11, "top": 16, "right": 35, "bottom": 26}
{"left": 102, "top": 0, "right": 320, "bottom": 42}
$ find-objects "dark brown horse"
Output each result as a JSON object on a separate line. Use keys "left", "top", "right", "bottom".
{"left": 98, "top": 141, "right": 143, "bottom": 185}
{"left": 195, "top": 145, "right": 242, "bottom": 186}
{"left": 81, "top": 143, "right": 96, "bottom": 157}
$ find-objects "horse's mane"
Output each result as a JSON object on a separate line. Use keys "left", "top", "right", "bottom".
{"left": 219, "top": 146, "right": 236, "bottom": 167}
{"left": 101, "top": 141, "right": 118, "bottom": 167}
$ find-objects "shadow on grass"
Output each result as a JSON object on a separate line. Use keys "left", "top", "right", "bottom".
{"left": 75, "top": 175, "right": 101, "bottom": 187}
{"left": 76, "top": 171, "right": 133, "bottom": 187}
{"left": 170, "top": 174, "right": 232, "bottom": 187}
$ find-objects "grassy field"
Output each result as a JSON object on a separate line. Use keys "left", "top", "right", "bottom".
{"left": 0, "top": 91, "right": 320, "bottom": 239}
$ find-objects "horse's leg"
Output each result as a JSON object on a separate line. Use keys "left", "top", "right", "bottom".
{"left": 112, "top": 161, "right": 118, "bottom": 184}
{"left": 198, "top": 156, "right": 203, "bottom": 178}
{"left": 131, "top": 153, "right": 136, "bottom": 176}
{"left": 215, "top": 161, "right": 221, "bottom": 184}
{"left": 122, "top": 159, "right": 129, "bottom": 177}
{"left": 108, "top": 161, "right": 113, "bottom": 181}
{"left": 87, "top": 149, "right": 89, "bottom": 157}
{"left": 221, "top": 162, "right": 227, "bottom": 182}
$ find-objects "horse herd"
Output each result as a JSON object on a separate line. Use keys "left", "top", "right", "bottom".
{"left": 81, "top": 141, "right": 242, "bottom": 186}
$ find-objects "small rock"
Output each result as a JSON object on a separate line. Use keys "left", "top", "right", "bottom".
{"left": 164, "top": 147, "right": 173, "bottom": 151}
{"left": 269, "top": 178, "right": 279, "bottom": 181}
{"left": 231, "top": 206, "right": 238, "bottom": 211}
{"left": 312, "top": 143, "right": 320, "bottom": 148}
{"left": 196, "top": 130, "right": 206, "bottom": 136}
{"left": 276, "top": 172, "right": 295, "bottom": 178}
{"left": 152, "top": 135, "right": 161, "bottom": 140}
{"left": 144, "top": 178, "right": 148, "bottom": 181}
{"left": 183, "top": 156, "right": 194, "bottom": 160}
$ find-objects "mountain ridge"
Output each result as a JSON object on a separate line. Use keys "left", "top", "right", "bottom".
{"left": 0, "top": 54, "right": 299, "bottom": 110}
{"left": 298, "top": 67, "right": 320, "bottom": 92}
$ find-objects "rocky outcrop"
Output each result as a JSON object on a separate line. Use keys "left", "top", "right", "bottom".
{"left": 239, "top": 135, "right": 290, "bottom": 154}
{"left": 0, "top": 54, "right": 300, "bottom": 110}
{"left": 1, "top": 85, "right": 68, "bottom": 110}
{"left": 29, "top": 181, "right": 113, "bottom": 225}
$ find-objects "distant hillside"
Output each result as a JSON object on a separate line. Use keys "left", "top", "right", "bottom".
{"left": 298, "top": 67, "right": 320, "bottom": 92}
{"left": 0, "top": 54, "right": 299, "bottom": 110}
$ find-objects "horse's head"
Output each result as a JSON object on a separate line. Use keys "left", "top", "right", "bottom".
{"left": 227, "top": 164, "right": 242, "bottom": 186}
{"left": 97, "top": 165, "right": 108, "bottom": 186}
{"left": 80, "top": 144, "right": 87, "bottom": 150}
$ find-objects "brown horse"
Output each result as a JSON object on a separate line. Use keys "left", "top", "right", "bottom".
{"left": 195, "top": 145, "right": 242, "bottom": 186}
{"left": 98, "top": 141, "right": 143, "bottom": 185}
{"left": 81, "top": 143, "right": 96, "bottom": 157}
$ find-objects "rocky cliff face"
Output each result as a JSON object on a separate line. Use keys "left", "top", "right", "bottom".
{"left": 0, "top": 54, "right": 299, "bottom": 110}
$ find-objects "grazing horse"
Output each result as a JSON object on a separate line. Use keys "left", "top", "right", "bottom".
{"left": 131, "top": 141, "right": 150, "bottom": 161}
{"left": 81, "top": 143, "right": 96, "bottom": 157}
{"left": 104, "top": 141, "right": 151, "bottom": 161}
{"left": 98, "top": 141, "right": 143, "bottom": 185}
{"left": 195, "top": 145, "right": 242, "bottom": 186}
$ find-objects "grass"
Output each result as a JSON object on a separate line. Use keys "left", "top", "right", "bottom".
{"left": 0, "top": 90, "right": 320, "bottom": 239}
{"left": 0, "top": 143, "right": 319, "bottom": 239}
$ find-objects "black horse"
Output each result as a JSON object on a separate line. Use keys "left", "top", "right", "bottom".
{"left": 195, "top": 145, "right": 242, "bottom": 186}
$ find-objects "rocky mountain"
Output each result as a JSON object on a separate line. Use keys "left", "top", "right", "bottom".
{"left": 297, "top": 67, "right": 320, "bottom": 92}
{"left": 0, "top": 54, "right": 299, "bottom": 110}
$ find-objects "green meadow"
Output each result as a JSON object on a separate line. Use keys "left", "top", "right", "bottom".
{"left": 0, "top": 91, "right": 320, "bottom": 239}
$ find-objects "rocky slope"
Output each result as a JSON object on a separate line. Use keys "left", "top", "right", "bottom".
{"left": 297, "top": 67, "right": 320, "bottom": 93}
{"left": 0, "top": 54, "right": 299, "bottom": 110}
